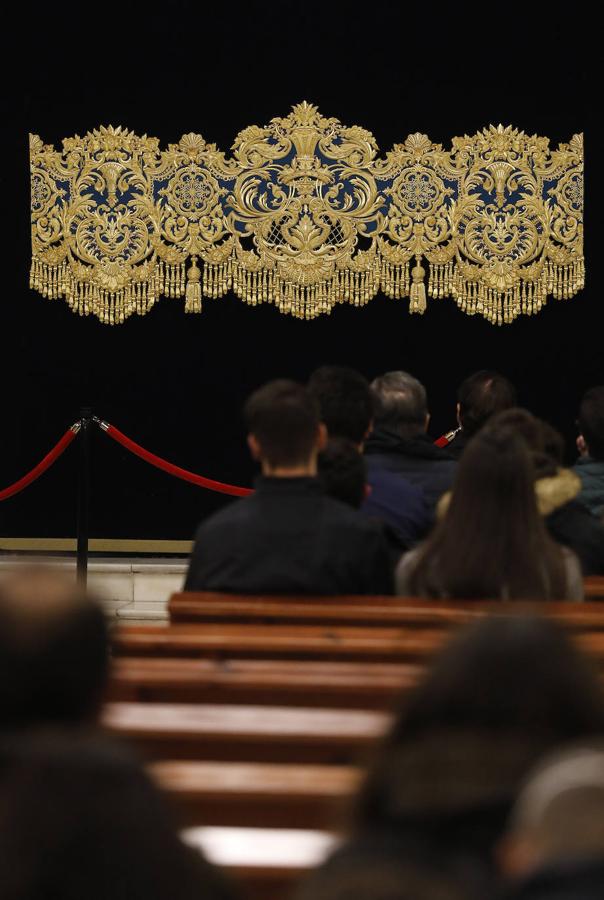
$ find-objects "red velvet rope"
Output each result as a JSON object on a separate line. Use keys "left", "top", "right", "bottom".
{"left": 0, "top": 426, "right": 79, "bottom": 502}
{"left": 100, "top": 422, "right": 252, "bottom": 497}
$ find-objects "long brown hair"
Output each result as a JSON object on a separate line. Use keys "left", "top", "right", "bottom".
{"left": 407, "top": 426, "right": 567, "bottom": 599}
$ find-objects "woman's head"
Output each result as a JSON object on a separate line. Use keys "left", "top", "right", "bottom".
{"left": 409, "top": 426, "right": 565, "bottom": 599}
{"left": 356, "top": 616, "right": 604, "bottom": 854}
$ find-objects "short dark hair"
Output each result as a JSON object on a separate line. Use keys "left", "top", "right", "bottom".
{"left": 318, "top": 438, "right": 367, "bottom": 509}
{"left": 308, "top": 366, "right": 373, "bottom": 444}
{"left": 457, "top": 370, "right": 517, "bottom": 437}
{"left": 370, "top": 372, "right": 427, "bottom": 439}
{"left": 0, "top": 569, "right": 109, "bottom": 729}
{"left": 244, "top": 379, "right": 320, "bottom": 468}
{"left": 579, "top": 386, "right": 604, "bottom": 460}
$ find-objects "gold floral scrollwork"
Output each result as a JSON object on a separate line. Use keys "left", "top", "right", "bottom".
{"left": 226, "top": 101, "right": 384, "bottom": 319}
{"left": 30, "top": 105, "right": 583, "bottom": 325}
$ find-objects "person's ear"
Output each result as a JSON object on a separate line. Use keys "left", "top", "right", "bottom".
{"left": 424, "top": 412, "right": 431, "bottom": 432}
{"left": 364, "top": 419, "right": 374, "bottom": 440}
{"left": 456, "top": 402, "right": 461, "bottom": 427}
{"left": 317, "top": 422, "right": 328, "bottom": 451}
{"left": 247, "top": 433, "right": 262, "bottom": 461}
{"left": 577, "top": 434, "right": 588, "bottom": 456}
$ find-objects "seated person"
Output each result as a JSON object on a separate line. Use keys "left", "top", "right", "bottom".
{"left": 396, "top": 426, "right": 582, "bottom": 599}
{"left": 0, "top": 568, "right": 109, "bottom": 730}
{"left": 308, "top": 365, "right": 374, "bottom": 449}
{"left": 575, "top": 386, "right": 604, "bottom": 518}
{"left": 365, "top": 371, "right": 456, "bottom": 516}
{"left": 498, "top": 745, "right": 604, "bottom": 900}
{"left": 317, "top": 437, "right": 367, "bottom": 509}
{"left": 0, "top": 731, "right": 235, "bottom": 900}
{"left": 440, "top": 369, "right": 517, "bottom": 458}
{"left": 185, "top": 380, "right": 394, "bottom": 594}
{"left": 492, "top": 408, "right": 604, "bottom": 576}
{"left": 309, "top": 365, "right": 429, "bottom": 550}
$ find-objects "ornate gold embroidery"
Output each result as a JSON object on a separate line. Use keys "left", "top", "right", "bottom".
{"left": 30, "top": 105, "right": 583, "bottom": 325}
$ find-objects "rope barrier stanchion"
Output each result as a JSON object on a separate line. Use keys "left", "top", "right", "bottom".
{"left": 95, "top": 419, "right": 253, "bottom": 497}
{"left": 0, "top": 422, "right": 81, "bottom": 502}
{"left": 76, "top": 408, "right": 92, "bottom": 586}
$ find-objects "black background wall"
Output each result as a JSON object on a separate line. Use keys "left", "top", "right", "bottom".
{"left": 0, "top": 3, "right": 600, "bottom": 539}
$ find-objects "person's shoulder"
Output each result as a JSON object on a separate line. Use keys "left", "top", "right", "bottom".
{"left": 193, "top": 494, "right": 257, "bottom": 538}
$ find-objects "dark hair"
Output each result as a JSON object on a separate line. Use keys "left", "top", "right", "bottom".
{"left": 579, "top": 386, "right": 604, "bottom": 460}
{"left": 244, "top": 379, "right": 320, "bottom": 468}
{"left": 457, "top": 371, "right": 516, "bottom": 437}
{"left": 487, "top": 408, "right": 561, "bottom": 478}
{"left": 318, "top": 438, "right": 367, "bottom": 508}
{"left": 0, "top": 731, "right": 235, "bottom": 900}
{"left": 0, "top": 570, "right": 109, "bottom": 729}
{"left": 308, "top": 366, "right": 373, "bottom": 444}
{"left": 370, "top": 372, "right": 427, "bottom": 440}
{"left": 407, "top": 427, "right": 567, "bottom": 599}
{"left": 356, "top": 616, "right": 604, "bottom": 850}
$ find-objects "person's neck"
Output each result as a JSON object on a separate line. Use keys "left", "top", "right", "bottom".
{"left": 261, "top": 461, "right": 317, "bottom": 478}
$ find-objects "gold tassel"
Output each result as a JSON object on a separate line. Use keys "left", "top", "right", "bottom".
{"left": 185, "top": 256, "right": 202, "bottom": 313}
{"left": 409, "top": 256, "right": 427, "bottom": 314}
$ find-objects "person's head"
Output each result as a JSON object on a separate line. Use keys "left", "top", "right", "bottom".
{"left": 0, "top": 731, "right": 234, "bottom": 900}
{"left": 578, "top": 386, "right": 604, "bottom": 460}
{"left": 370, "top": 372, "right": 429, "bottom": 440}
{"left": 356, "top": 617, "right": 604, "bottom": 856}
{"left": 0, "top": 568, "right": 109, "bottom": 729}
{"left": 485, "top": 409, "right": 562, "bottom": 478}
{"left": 499, "top": 744, "right": 604, "bottom": 878}
{"left": 244, "top": 379, "right": 326, "bottom": 475}
{"left": 308, "top": 366, "right": 374, "bottom": 447}
{"left": 456, "top": 371, "right": 516, "bottom": 437}
{"left": 408, "top": 426, "right": 566, "bottom": 600}
{"left": 318, "top": 438, "right": 367, "bottom": 509}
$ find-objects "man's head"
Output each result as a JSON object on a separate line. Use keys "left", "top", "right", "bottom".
{"left": 578, "top": 386, "right": 604, "bottom": 460}
{"left": 244, "top": 379, "right": 326, "bottom": 475}
{"left": 0, "top": 568, "right": 109, "bottom": 729}
{"left": 457, "top": 370, "right": 517, "bottom": 437}
{"left": 370, "top": 372, "right": 429, "bottom": 440}
{"left": 307, "top": 366, "right": 373, "bottom": 447}
{"left": 499, "top": 745, "right": 604, "bottom": 878}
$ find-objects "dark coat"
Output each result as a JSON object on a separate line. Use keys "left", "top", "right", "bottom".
{"left": 364, "top": 428, "right": 457, "bottom": 513}
{"left": 362, "top": 465, "right": 432, "bottom": 551}
{"left": 536, "top": 469, "right": 604, "bottom": 576}
{"left": 574, "top": 456, "right": 604, "bottom": 519}
{"left": 185, "top": 475, "right": 394, "bottom": 595}
{"left": 501, "top": 859, "right": 604, "bottom": 900}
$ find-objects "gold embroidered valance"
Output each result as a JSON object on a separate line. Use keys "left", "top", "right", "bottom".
{"left": 30, "top": 102, "right": 583, "bottom": 325}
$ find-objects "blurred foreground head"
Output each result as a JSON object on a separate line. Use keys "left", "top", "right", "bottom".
{"left": 501, "top": 744, "right": 604, "bottom": 878}
{"left": 356, "top": 616, "right": 604, "bottom": 863}
{"left": 0, "top": 567, "right": 109, "bottom": 728}
{"left": 0, "top": 731, "right": 235, "bottom": 900}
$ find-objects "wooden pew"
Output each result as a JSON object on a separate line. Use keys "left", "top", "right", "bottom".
{"left": 151, "top": 760, "right": 360, "bottom": 829}
{"left": 168, "top": 592, "right": 604, "bottom": 629}
{"left": 585, "top": 577, "right": 604, "bottom": 601}
{"left": 108, "top": 657, "right": 420, "bottom": 708}
{"left": 111, "top": 623, "right": 449, "bottom": 663}
{"left": 103, "top": 701, "right": 389, "bottom": 764}
{"left": 182, "top": 825, "right": 339, "bottom": 900}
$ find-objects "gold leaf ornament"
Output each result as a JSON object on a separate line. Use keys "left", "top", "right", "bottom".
{"left": 30, "top": 107, "right": 583, "bottom": 325}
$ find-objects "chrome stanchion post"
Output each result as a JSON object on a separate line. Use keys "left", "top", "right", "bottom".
{"left": 76, "top": 407, "right": 92, "bottom": 585}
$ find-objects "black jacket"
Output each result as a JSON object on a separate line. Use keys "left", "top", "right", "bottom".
{"left": 535, "top": 469, "right": 604, "bottom": 576}
{"left": 364, "top": 428, "right": 458, "bottom": 512}
{"left": 185, "top": 475, "right": 394, "bottom": 595}
{"left": 501, "top": 859, "right": 604, "bottom": 900}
